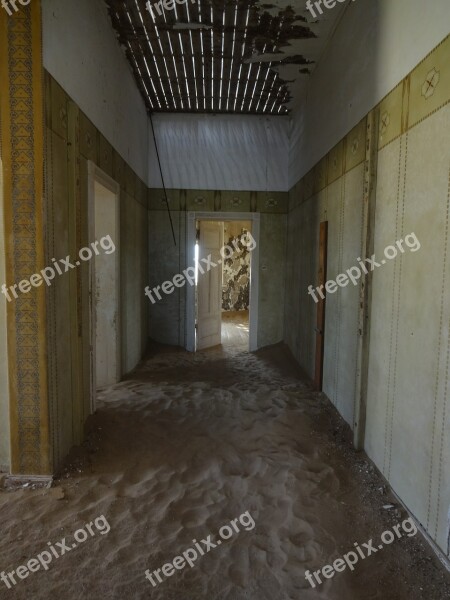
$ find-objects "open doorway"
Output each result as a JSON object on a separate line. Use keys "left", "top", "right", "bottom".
{"left": 88, "top": 163, "right": 120, "bottom": 411}
{"left": 193, "top": 217, "right": 255, "bottom": 352}
{"left": 186, "top": 211, "right": 260, "bottom": 353}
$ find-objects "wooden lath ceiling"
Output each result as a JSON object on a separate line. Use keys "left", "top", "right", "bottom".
{"left": 105, "top": 0, "right": 315, "bottom": 115}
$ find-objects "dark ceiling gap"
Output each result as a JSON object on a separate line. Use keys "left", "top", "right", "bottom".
{"left": 106, "top": 0, "right": 316, "bottom": 115}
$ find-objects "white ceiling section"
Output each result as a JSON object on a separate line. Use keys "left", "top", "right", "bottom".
{"left": 148, "top": 113, "right": 290, "bottom": 191}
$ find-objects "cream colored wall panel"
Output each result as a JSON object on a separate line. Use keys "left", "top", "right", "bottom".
{"left": 366, "top": 104, "right": 450, "bottom": 560}
{"left": 388, "top": 105, "right": 450, "bottom": 552}
{"left": 333, "top": 166, "right": 364, "bottom": 426}
{"left": 365, "top": 137, "right": 403, "bottom": 472}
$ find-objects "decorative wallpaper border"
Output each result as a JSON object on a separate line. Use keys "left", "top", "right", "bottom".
{"left": 148, "top": 188, "right": 289, "bottom": 214}
{"left": 0, "top": 2, "right": 51, "bottom": 475}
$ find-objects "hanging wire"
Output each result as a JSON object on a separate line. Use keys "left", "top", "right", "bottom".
{"left": 150, "top": 114, "right": 177, "bottom": 246}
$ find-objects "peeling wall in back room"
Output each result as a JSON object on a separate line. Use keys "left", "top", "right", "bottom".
{"left": 222, "top": 222, "right": 252, "bottom": 313}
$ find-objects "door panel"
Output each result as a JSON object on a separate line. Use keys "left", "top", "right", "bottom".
{"left": 197, "top": 221, "right": 223, "bottom": 350}
{"left": 314, "top": 221, "right": 328, "bottom": 391}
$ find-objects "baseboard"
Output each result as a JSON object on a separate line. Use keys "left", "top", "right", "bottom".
{"left": 389, "top": 487, "right": 450, "bottom": 572}
{"left": 5, "top": 474, "right": 53, "bottom": 487}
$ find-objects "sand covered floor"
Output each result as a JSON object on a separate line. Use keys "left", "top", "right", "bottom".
{"left": 0, "top": 342, "right": 449, "bottom": 600}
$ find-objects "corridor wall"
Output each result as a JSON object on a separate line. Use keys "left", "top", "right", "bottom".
{"left": 44, "top": 73, "right": 149, "bottom": 469}
{"left": 285, "top": 28, "right": 450, "bottom": 560}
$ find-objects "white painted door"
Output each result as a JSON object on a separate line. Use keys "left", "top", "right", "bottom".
{"left": 197, "top": 221, "right": 223, "bottom": 350}
{"left": 94, "top": 181, "right": 118, "bottom": 388}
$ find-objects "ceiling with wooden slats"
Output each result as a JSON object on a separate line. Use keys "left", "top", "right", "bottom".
{"left": 104, "top": 0, "right": 338, "bottom": 115}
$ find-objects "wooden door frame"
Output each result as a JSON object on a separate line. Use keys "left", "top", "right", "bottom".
{"left": 314, "top": 221, "right": 328, "bottom": 391}
{"left": 186, "top": 212, "right": 260, "bottom": 352}
{"left": 196, "top": 221, "right": 224, "bottom": 350}
{"left": 87, "top": 162, "right": 121, "bottom": 413}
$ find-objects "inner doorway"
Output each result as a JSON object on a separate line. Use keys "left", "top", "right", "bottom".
{"left": 220, "top": 220, "right": 252, "bottom": 350}
{"left": 194, "top": 218, "right": 255, "bottom": 352}
{"left": 186, "top": 211, "right": 260, "bottom": 353}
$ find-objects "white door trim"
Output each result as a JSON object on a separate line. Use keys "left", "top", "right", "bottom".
{"left": 186, "top": 211, "right": 260, "bottom": 352}
{"left": 87, "top": 161, "right": 121, "bottom": 413}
